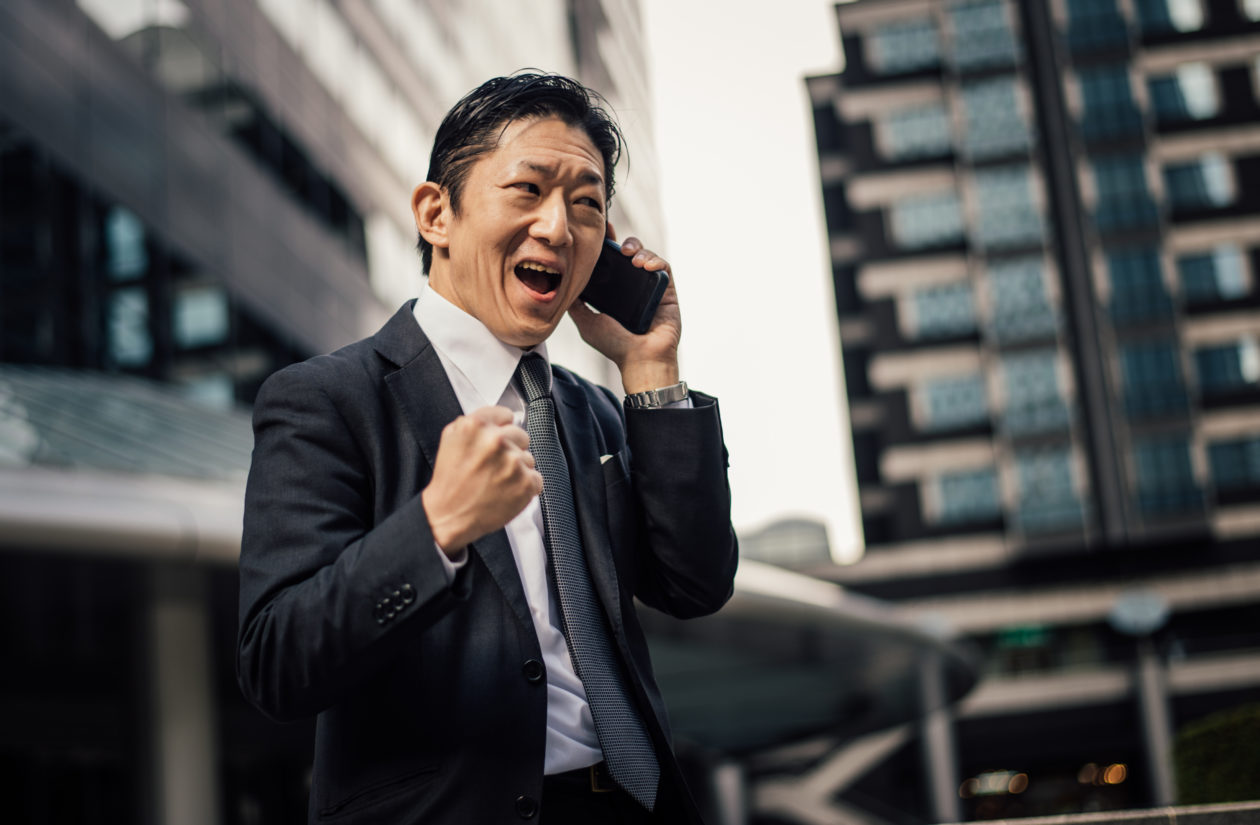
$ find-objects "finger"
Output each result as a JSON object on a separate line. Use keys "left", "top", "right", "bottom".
{"left": 620, "top": 236, "right": 642, "bottom": 256}
{"left": 520, "top": 451, "right": 536, "bottom": 470}
{"left": 498, "top": 424, "right": 530, "bottom": 451}
{"left": 470, "top": 405, "right": 514, "bottom": 426}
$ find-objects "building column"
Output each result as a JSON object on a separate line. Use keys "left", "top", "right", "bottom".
{"left": 147, "top": 564, "right": 221, "bottom": 825}
{"left": 920, "top": 655, "right": 961, "bottom": 824}
{"left": 1135, "top": 637, "right": 1176, "bottom": 806}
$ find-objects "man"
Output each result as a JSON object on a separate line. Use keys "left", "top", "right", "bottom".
{"left": 237, "top": 73, "right": 737, "bottom": 824}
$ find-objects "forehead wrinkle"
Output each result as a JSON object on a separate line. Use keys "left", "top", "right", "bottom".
{"left": 513, "top": 159, "right": 604, "bottom": 188}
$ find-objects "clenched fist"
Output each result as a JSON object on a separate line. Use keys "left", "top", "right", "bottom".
{"left": 420, "top": 406, "right": 542, "bottom": 556}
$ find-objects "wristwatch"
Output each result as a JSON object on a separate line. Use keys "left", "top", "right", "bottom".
{"left": 625, "top": 380, "right": 689, "bottom": 409}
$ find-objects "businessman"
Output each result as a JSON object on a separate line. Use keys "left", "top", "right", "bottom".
{"left": 237, "top": 73, "right": 738, "bottom": 824}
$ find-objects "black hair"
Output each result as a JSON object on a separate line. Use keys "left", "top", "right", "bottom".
{"left": 417, "top": 71, "right": 624, "bottom": 274}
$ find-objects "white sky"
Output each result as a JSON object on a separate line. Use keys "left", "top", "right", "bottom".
{"left": 641, "top": 0, "right": 863, "bottom": 562}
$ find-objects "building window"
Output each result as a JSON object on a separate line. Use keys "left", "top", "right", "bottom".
{"left": 867, "top": 19, "right": 942, "bottom": 75}
{"left": 1133, "top": 435, "right": 1201, "bottom": 514}
{"left": 1209, "top": 435, "right": 1260, "bottom": 490}
{"left": 879, "top": 103, "right": 953, "bottom": 161}
{"left": 1092, "top": 154, "right": 1158, "bottom": 231}
{"left": 1135, "top": 0, "right": 1206, "bottom": 33}
{"left": 104, "top": 207, "right": 149, "bottom": 282}
{"left": 1178, "top": 245, "right": 1250, "bottom": 303}
{"left": 173, "top": 285, "right": 230, "bottom": 350}
{"left": 1120, "top": 338, "right": 1188, "bottom": 418}
{"left": 1194, "top": 339, "right": 1260, "bottom": 396}
{"left": 1108, "top": 247, "right": 1173, "bottom": 324}
{"left": 1014, "top": 445, "right": 1084, "bottom": 533}
{"left": 1077, "top": 64, "right": 1143, "bottom": 141}
{"left": 946, "top": 0, "right": 1019, "bottom": 71}
{"left": 988, "top": 257, "right": 1058, "bottom": 342}
{"left": 935, "top": 468, "right": 1003, "bottom": 524}
{"left": 107, "top": 287, "right": 153, "bottom": 369}
{"left": 960, "top": 77, "right": 1030, "bottom": 159}
{"left": 1002, "top": 349, "right": 1071, "bottom": 435}
{"left": 889, "top": 191, "right": 965, "bottom": 249}
{"left": 1066, "top": 0, "right": 1129, "bottom": 52}
{"left": 1148, "top": 63, "right": 1220, "bottom": 124}
{"left": 919, "top": 373, "right": 989, "bottom": 431}
{"left": 911, "top": 282, "right": 977, "bottom": 339}
{"left": 973, "top": 166, "right": 1043, "bottom": 250}
{"left": 1163, "top": 154, "right": 1234, "bottom": 211}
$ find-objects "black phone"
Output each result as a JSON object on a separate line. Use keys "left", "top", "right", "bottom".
{"left": 579, "top": 239, "right": 669, "bottom": 335}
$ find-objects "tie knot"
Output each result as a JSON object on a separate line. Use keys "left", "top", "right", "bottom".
{"left": 515, "top": 353, "right": 551, "bottom": 403}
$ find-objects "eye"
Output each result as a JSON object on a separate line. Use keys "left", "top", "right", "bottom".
{"left": 512, "top": 182, "right": 540, "bottom": 195}
{"left": 576, "top": 195, "right": 604, "bottom": 211}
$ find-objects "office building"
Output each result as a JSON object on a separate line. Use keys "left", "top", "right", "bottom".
{"left": 803, "top": 0, "right": 1260, "bottom": 821}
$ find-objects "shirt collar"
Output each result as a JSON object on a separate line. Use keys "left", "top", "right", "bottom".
{"left": 414, "top": 282, "right": 549, "bottom": 406}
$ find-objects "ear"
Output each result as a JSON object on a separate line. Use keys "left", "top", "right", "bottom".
{"left": 605, "top": 220, "right": 617, "bottom": 242}
{"left": 412, "top": 181, "right": 450, "bottom": 249}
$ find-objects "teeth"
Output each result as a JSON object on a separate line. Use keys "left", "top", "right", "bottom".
{"left": 518, "top": 261, "right": 560, "bottom": 275}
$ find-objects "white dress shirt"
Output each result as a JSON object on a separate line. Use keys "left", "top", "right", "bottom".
{"left": 413, "top": 285, "right": 604, "bottom": 774}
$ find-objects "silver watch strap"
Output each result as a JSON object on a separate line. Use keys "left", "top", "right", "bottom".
{"left": 625, "top": 381, "right": 688, "bottom": 409}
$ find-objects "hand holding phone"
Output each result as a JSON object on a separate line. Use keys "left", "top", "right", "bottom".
{"left": 579, "top": 239, "right": 669, "bottom": 335}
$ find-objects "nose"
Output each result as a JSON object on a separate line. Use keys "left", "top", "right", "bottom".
{"left": 530, "top": 193, "right": 572, "bottom": 247}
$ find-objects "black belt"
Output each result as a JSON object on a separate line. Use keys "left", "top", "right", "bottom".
{"left": 544, "top": 761, "right": 618, "bottom": 794}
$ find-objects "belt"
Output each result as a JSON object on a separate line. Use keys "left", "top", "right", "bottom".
{"left": 543, "top": 761, "right": 618, "bottom": 794}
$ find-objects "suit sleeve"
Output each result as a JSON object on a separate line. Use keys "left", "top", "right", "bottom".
{"left": 622, "top": 390, "right": 738, "bottom": 618}
{"left": 236, "top": 362, "right": 468, "bottom": 722}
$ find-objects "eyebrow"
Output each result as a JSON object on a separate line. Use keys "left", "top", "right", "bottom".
{"left": 518, "top": 160, "right": 604, "bottom": 188}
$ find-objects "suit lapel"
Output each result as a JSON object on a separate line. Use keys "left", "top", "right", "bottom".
{"left": 375, "top": 303, "right": 533, "bottom": 634}
{"left": 553, "top": 374, "right": 624, "bottom": 634}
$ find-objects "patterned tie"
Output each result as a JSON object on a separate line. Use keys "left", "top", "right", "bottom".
{"left": 515, "top": 353, "right": 660, "bottom": 810}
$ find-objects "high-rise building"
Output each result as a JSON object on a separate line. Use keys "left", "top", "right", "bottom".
{"left": 805, "top": 0, "right": 1260, "bottom": 820}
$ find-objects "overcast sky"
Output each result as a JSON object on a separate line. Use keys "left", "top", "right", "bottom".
{"left": 641, "top": 0, "right": 862, "bottom": 562}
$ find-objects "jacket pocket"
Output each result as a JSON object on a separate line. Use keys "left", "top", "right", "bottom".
{"left": 317, "top": 764, "right": 439, "bottom": 819}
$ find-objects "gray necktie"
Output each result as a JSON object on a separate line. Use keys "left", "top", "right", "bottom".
{"left": 515, "top": 353, "right": 660, "bottom": 811}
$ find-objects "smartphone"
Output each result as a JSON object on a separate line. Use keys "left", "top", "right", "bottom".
{"left": 579, "top": 239, "right": 669, "bottom": 335}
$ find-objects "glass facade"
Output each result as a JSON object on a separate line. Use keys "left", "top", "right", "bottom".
{"left": 1066, "top": 0, "right": 1129, "bottom": 53}
{"left": 881, "top": 103, "right": 953, "bottom": 161}
{"left": 1164, "top": 154, "right": 1234, "bottom": 212}
{"left": 987, "top": 257, "right": 1058, "bottom": 342}
{"left": 1001, "top": 349, "right": 1071, "bottom": 435}
{"left": 868, "top": 19, "right": 942, "bottom": 74}
{"left": 889, "top": 191, "right": 966, "bottom": 249}
{"left": 960, "top": 77, "right": 1031, "bottom": 160}
{"left": 920, "top": 373, "right": 990, "bottom": 431}
{"left": 946, "top": 0, "right": 1019, "bottom": 70}
{"left": 973, "top": 166, "right": 1043, "bottom": 250}
{"left": 1132, "top": 434, "right": 1202, "bottom": 515}
{"left": 1014, "top": 445, "right": 1084, "bottom": 533}
{"left": 935, "top": 467, "right": 1003, "bottom": 524}
{"left": 1195, "top": 339, "right": 1260, "bottom": 396}
{"left": 1078, "top": 65, "right": 1143, "bottom": 142}
{"left": 1120, "top": 338, "right": 1189, "bottom": 417}
{"left": 1178, "top": 246, "right": 1250, "bottom": 303}
{"left": 912, "top": 282, "right": 978, "bottom": 339}
{"left": 1107, "top": 247, "right": 1174, "bottom": 324}
{"left": 1209, "top": 435, "right": 1260, "bottom": 490}
{"left": 1092, "top": 154, "right": 1159, "bottom": 231}
{"left": 1148, "top": 63, "right": 1220, "bottom": 124}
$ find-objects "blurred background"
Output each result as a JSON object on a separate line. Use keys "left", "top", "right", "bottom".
{"left": 1, "top": 0, "right": 1259, "bottom": 823}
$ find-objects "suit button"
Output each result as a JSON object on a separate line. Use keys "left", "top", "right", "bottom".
{"left": 515, "top": 795, "right": 538, "bottom": 819}
{"left": 522, "top": 659, "right": 544, "bottom": 683}
{"left": 400, "top": 583, "right": 415, "bottom": 603}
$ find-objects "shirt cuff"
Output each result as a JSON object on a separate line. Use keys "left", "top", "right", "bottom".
{"left": 435, "top": 541, "right": 469, "bottom": 583}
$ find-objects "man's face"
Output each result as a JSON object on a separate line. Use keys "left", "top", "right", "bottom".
{"left": 423, "top": 117, "right": 608, "bottom": 348}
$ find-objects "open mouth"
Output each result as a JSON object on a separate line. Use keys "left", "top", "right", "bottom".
{"left": 515, "top": 261, "right": 562, "bottom": 298}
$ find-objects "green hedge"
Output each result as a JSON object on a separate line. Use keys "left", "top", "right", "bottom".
{"left": 1174, "top": 703, "right": 1260, "bottom": 804}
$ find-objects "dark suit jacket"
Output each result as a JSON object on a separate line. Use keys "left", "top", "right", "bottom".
{"left": 237, "top": 302, "right": 738, "bottom": 824}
